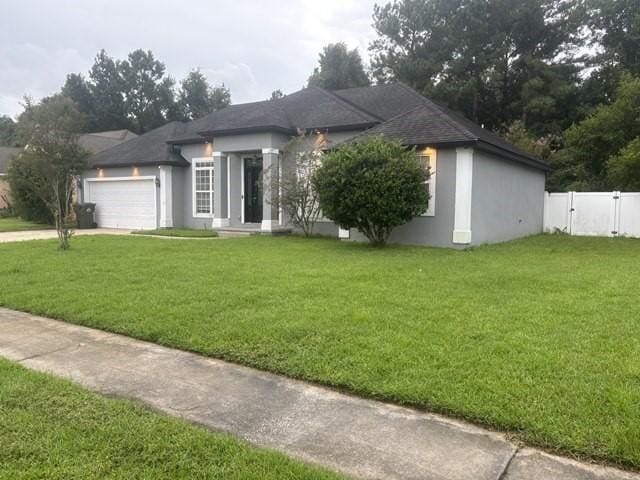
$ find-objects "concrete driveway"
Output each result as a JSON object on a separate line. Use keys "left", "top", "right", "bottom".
{"left": 0, "top": 228, "right": 131, "bottom": 243}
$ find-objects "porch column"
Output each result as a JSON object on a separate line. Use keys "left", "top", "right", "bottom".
{"left": 212, "top": 151, "right": 229, "bottom": 227}
{"left": 452, "top": 147, "right": 473, "bottom": 244}
{"left": 261, "top": 148, "right": 279, "bottom": 232}
{"left": 159, "top": 165, "right": 173, "bottom": 228}
{"left": 228, "top": 153, "right": 242, "bottom": 225}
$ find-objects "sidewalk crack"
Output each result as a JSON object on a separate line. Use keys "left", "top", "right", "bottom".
{"left": 497, "top": 446, "right": 520, "bottom": 480}
{"left": 17, "top": 344, "right": 77, "bottom": 362}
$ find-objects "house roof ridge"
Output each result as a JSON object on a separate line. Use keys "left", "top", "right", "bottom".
{"left": 308, "top": 86, "right": 380, "bottom": 124}
{"left": 392, "top": 82, "right": 479, "bottom": 141}
{"left": 329, "top": 87, "right": 386, "bottom": 122}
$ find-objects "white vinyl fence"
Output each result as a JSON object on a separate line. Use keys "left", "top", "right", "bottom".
{"left": 544, "top": 191, "right": 640, "bottom": 238}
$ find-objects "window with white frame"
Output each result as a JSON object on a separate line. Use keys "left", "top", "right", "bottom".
{"left": 193, "top": 159, "right": 214, "bottom": 217}
{"left": 417, "top": 150, "right": 436, "bottom": 216}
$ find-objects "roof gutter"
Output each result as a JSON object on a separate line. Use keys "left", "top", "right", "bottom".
{"left": 166, "top": 136, "right": 207, "bottom": 146}
{"left": 90, "top": 159, "right": 189, "bottom": 169}
{"left": 407, "top": 140, "right": 550, "bottom": 172}
{"left": 197, "top": 125, "right": 296, "bottom": 137}
{"left": 474, "top": 141, "right": 550, "bottom": 172}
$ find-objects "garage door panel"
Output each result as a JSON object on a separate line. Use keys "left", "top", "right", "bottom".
{"left": 86, "top": 179, "right": 157, "bottom": 230}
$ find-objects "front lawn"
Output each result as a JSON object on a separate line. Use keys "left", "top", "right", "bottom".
{"left": 132, "top": 228, "right": 219, "bottom": 238}
{"left": 1, "top": 235, "right": 639, "bottom": 469}
{"left": 0, "top": 217, "right": 52, "bottom": 232}
{"left": 0, "top": 359, "right": 342, "bottom": 479}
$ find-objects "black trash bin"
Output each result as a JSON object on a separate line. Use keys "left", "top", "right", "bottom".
{"left": 74, "top": 203, "right": 97, "bottom": 229}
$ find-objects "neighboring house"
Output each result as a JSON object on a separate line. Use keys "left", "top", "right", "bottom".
{"left": 0, "top": 147, "right": 21, "bottom": 209}
{"left": 81, "top": 84, "right": 549, "bottom": 247}
{"left": 78, "top": 129, "right": 139, "bottom": 154}
{"left": 0, "top": 130, "right": 136, "bottom": 211}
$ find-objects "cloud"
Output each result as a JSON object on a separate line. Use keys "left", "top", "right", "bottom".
{"left": 0, "top": 0, "right": 378, "bottom": 118}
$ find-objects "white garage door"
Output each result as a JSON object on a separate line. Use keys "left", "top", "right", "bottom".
{"left": 86, "top": 178, "right": 157, "bottom": 230}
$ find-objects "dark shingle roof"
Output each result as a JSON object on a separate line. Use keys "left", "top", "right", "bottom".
{"left": 355, "top": 91, "right": 549, "bottom": 171}
{"left": 79, "top": 130, "right": 138, "bottom": 154}
{"left": 90, "top": 122, "right": 188, "bottom": 168}
{"left": 331, "top": 83, "right": 425, "bottom": 121}
{"left": 168, "top": 100, "right": 292, "bottom": 144}
{"left": 278, "top": 87, "right": 378, "bottom": 131}
{"left": 86, "top": 129, "right": 137, "bottom": 141}
{"left": 167, "top": 86, "right": 379, "bottom": 144}
{"left": 0, "top": 147, "right": 21, "bottom": 174}
{"left": 91, "top": 82, "right": 546, "bottom": 171}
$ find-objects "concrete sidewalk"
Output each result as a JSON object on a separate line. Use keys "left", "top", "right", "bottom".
{"left": 0, "top": 308, "right": 637, "bottom": 480}
{"left": 0, "top": 228, "right": 131, "bottom": 243}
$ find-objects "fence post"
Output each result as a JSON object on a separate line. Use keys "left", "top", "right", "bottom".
{"left": 568, "top": 191, "right": 575, "bottom": 235}
{"left": 612, "top": 191, "right": 621, "bottom": 236}
{"left": 543, "top": 191, "right": 549, "bottom": 233}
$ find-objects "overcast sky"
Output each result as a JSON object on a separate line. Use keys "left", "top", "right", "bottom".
{"left": 0, "top": 0, "right": 379, "bottom": 119}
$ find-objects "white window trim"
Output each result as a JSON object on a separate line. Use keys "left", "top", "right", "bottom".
{"left": 418, "top": 149, "right": 437, "bottom": 217}
{"left": 192, "top": 157, "right": 214, "bottom": 218}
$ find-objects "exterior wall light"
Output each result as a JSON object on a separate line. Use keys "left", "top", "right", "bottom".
{"left": 132, "top": 166, "right": 139, "bottom": 176}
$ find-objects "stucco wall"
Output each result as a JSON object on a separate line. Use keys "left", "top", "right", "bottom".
{"left": 177, "top": 131, "right": 363, "bottom": 228}
{"left": 0, "top": 177, "right": 10, "bottom": 209}
{"left": 177, "top": 143, "right": 213, "bottom": 229}
{"left": 344, "top": 148, "right": 458, "bottom": 247}
{"left": 470, "top": 149, "right": 545, "bottom": 245}
{"left": 171, "top": 166, "right": 185, "bottom": 228}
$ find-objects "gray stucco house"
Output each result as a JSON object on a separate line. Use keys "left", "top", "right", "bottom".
{"left": 81, "top": 83, "right": 549, "bottom": 247}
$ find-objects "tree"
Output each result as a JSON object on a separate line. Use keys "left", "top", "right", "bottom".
{"left": 119, "top": 49, "right": 178, "bottom": 132}
{"left": 308, "top": 43, "right": 370, "bottom": 90}
{"left": 13, "top": 95, "right": 89, "bottom": 249}
{"left": 607, "top": 137, "right": 640, "bottom": 190}
{"left": 88, "top": 50, "right": 130, "bottom": 131}
{"left": 62, "top": 50, "right": 231, "bottom": 132}
{"left": 370, "top": 0, "right": 457, "bottom": 92}
{"left": 7, "top": 151, "right": 53, "bottom": 223}
{"left": 503, "top": 120, "right": 552, "bottom": 159}
{"left": 588, "top": 0, "right": 640, "bottom": 75}
{"left": 278, "top": 134, "right": 324, "bottom": 236}
{"left": 313, "top": 136, "right": 429, "bottom": 246}
{"left": 269, "top": 89, "right": 284, "bottom": 101}
{"left": 62, "top": 73, "right": 96, "bottom": 131}
{"left": 0, "top": 115, "right": 17, "bottom": 146}
{"left": 178, "top": 70, "right": 230, "bottom": 120}
{"left": 551, "top": 74, "right": 640, "bottom": 190}
{"left": 370, "top": 0, "right": 585, "bottom": 134}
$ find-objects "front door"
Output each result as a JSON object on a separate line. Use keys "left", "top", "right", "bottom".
{"left": 244, "top": 157, "right": 263, "bottom": 223}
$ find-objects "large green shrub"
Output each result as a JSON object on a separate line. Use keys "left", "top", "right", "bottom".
{"left": 313, "top": 136, "right": 429, "bottom": 246}
{"left": 7, "top": 154, "right": 53, "bottom": 224}
{"left": 607, "top": 137, "right": 640, "bottom": 190}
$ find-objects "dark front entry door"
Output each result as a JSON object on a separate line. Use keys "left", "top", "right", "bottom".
{"left": 244, "top": 157, "right": 263, "bottom": 223}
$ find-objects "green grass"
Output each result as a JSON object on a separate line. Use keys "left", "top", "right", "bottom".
{"left": 0, "top": 217, "right": 52, "bottom": 232}
{"left": 0, "top": 358, "right": 343, "bottom": 479}
{"left": 132, "top": 228, "right": 219, "bottom": 238}
{"left": 1, "top": 234, "right": 639, "bottom": 469}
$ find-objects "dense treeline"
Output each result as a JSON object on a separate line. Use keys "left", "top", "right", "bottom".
{"left": 0, "top": 49, "right": 230, "bottom": 140}
{"left": 2, "top": 0, "right": 639, "bottom": 190}
{"left": 367, "top": 0, "right": 640, "bottom": 191}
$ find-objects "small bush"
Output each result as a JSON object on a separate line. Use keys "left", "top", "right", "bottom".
{"left": 7, "top": 154, "right": 53, "bottom": 224}
{"left": 313, "top": 136, "right": 429, "bottom": 246}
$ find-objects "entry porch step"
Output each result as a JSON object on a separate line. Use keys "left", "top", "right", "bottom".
{"left": 214, "top": 225, "right": 293, "bottom": 237}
